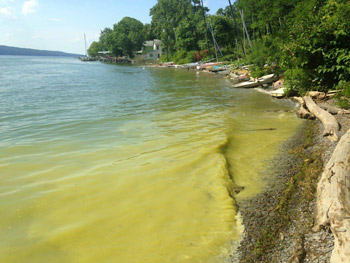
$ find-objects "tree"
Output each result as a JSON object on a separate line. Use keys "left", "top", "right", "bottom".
{"left": 87, "top": 41, "right": 103, "bottom": 57}
{"left": 209, "top": 15, "right": 234, "bottom": 50}
{"left": 99, "top": 27, "right": 112, "bottom": 50}
{"left": 150, "top": 0, "right": 206, "bottom": 57}
{"left": 106, "top": 17, "right": 145, "bottom": 58}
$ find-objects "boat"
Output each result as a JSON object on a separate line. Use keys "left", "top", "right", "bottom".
{"left": 78, "top": 34, "right": 97, "bottom": 62}
{"left": 197, "top": 62, "right": 223, "bottom": 70}
{"left": 232, "top": 74, "right": 279, "bottom": 88}
{"left": 208, "top": 65, "right": 229, "bottom": 73}
{"left": 183, "top": 62, "right": 199, "bottom": 69}
{"left": 270, "top": 88, "right": 285, "bottom": 98}
{"left": 217, "top": 69, "right": 231, "bottom": 75}
{"left": 255, "top": 87, "right": 286, "bottom": 98}
{"left": 78, "top": 56, "right": 97, "bottom": 62}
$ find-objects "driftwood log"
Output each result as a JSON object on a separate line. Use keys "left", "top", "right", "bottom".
{"left": 314, "top": 128, "right": 350, "bottom": 263}
{"left": 303, "top": 96, "right": 339, "bottom": 142}
{"left": 293, "top": 97, "right": 315, "bottom": 119}
{"left": 308, "top": 91, "right": 326, "bottom": 100}
{"left": 318, "top": 103, "right": 350, "bottom": 115}
{"left": 318, "top": 103, "right": 343, "bottom": 115}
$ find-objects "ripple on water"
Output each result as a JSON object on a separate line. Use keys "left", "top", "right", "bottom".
{"left": 0, "top": 57, "right": 302, "bottom": 263}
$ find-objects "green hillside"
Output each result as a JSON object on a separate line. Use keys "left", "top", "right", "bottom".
{"left": 0, "top": 45, "right": 82, "bottom": 57}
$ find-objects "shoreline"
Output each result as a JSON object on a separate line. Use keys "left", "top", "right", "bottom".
{"left": 174, "top": 64, "right": 349, "bottom": 262}
{"left": 151, "top": 64, "right": 333, "bottom": 262}
{"left": 145, "top": 64, "right": 350, "bottom": 262}
{"left": 234, "top": 120, "right": 333, "bottom": 262}
{"left": 234, "top": 109, "right": 350, "bottom": 262}
{"left": 100, "top": 62, "right": 347, "bottom": 262}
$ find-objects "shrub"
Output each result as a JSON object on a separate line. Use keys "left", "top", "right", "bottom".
{"left": 284, "top": 68, "right": 312, "bottom": 96}
{"left": 221, "top": 53, "right": 237, "bottom": 62}
{"left": 335, "top": 81, "right": 350, "bottom": 109}
{"left": 173, "top": 50, "right": 197, "bottom": 64}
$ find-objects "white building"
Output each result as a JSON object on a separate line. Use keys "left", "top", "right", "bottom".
{"left": 135, "top": 39, "right": 162, "bottom": 60}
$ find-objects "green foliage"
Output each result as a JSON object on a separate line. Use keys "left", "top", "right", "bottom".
{"left": 103, "top": 17, "right": 145, "bottom": 58}
{"left": 284, "top": 68, "right": 311, "bottom": 96}
{"left": 159, "top": 50, "right": 197, "bottom": 64}
{"left": 175, "top": 50, "right": 198, "bottom": 64}
{"left": 174, "top": 17, "right": 200, "bottom": 52}
{"left": 235, "top": 0, "right": 350, "bottom": 95}
{"left": 283, "top": 0, "right": 350, "bottom": 91}
{"left": 209, "top": 15, "right": 234, "bottom": 50}
{"left": 99, "top": 27, "right": 112, "bottom": 50}
{"left": 92, "top": 0, "right": 350, "bottom": 94}
{"left": 336, "top": 99, "right": 350, "bottom": 109}
{"left": 246, "top": 36, "right": 281, "bottom": 67}
{"left": 335, "top": 81, "right": 350, "bottom": 109}
{"left": 249, "top": 65, "right": 271, "bottom": 78}
{"left": 87, "top": 41, "right": 103, "bottom": 57}
{"left": 150, "top": 0, "right": 207, "bottom": 57}
{"left": 221, "top": 53, "right": 237, "bottom": 62}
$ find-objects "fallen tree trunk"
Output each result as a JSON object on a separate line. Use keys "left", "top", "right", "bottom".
{"left": 318, "top": 103, "right": 350, "bottom": 115}
{"left": 318, "top": 103, "right": 343, "bottom": 115}
{"left": 292, "top": 97, "right": 315, "bottom": 119}
{"left": 308, "top": 91, "right": 326, "bottom": 100}
{"left": 303, "top": 96, "right": 339, "bottom": 142}
{"left": 314, "top": 128, "right": 350, "bottom": 263}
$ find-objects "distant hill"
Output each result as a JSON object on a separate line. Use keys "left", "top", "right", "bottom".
{"left": 0, "top": 45, "right": 82, "bottom": 57}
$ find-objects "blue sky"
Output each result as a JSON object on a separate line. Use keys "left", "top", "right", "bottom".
{"left": 0, "top": 0, "right": 229, "bottom": 54}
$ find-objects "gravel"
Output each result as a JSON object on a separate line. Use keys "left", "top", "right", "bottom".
{"left": 233, "top": 104, "right": 350, "bottom": 263}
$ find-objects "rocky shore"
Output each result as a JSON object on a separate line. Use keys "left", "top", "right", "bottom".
{"left": 233, "top": 101, "right": 350, "bottom": 263}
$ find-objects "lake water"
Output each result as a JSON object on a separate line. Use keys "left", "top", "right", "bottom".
{"left": 0, "top": 56, "right": 302, "bottom": 262}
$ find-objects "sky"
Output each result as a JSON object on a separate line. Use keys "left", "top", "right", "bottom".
{"left": 0, "top": 0, "right": 229, "bottom": 54}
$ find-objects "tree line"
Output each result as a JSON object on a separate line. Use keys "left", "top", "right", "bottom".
{"left": 88, "top": 0, "right": 350, "bottom": 97}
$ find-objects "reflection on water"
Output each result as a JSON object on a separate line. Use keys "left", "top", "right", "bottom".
{"left": 0, "top": 56, "right": 302, "bottom": 262}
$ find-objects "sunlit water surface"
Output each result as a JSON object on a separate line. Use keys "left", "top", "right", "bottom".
{"left": 0, "top": 56, "right": 302, "bottom": 262}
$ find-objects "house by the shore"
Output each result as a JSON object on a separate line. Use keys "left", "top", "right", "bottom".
{"left": 135, "top": 39, "right": 162, "bottom": 61}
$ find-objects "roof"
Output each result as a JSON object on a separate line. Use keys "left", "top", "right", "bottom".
{"left": 143, "top": 39, "right": 162, "bottom": 47}
{"left": 98, "top": 51, "right": 111, "bottom": 54}
{"left": 144, "top": 41, "right": 154, "bottom": 47}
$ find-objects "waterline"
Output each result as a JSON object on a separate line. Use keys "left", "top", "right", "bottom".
{"left": 0, "top": 56, "right": 302, "bottom": 262}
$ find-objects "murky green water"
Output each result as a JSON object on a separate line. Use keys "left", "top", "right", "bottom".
{"left": 0, "top": 56, "right": 302, "bottom": 262}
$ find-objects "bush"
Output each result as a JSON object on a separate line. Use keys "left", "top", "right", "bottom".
{"left": 249, "top": 65, "right": 276, "bottom": 78}
{"left": 335, "top": 81, "right": 350, "bottom": 109}
{"left": 174, "top": 50, "right": 196, "bottom": 64}
{"left": 221, "top": 53, "right": 238, "bottom": 62}
{"left": 246, "top": 36, "right": 282, "bottom": 67}
{"left": 159, "top": 54, "right": 173, "bottom": 63}
{"left": 284, "top": 68, "right": 312, "bottom": 96}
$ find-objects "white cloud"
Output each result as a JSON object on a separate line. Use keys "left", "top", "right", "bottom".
{"left": 22, "top": 0, "right": 39, "bottom": 15}
{"left": 0, "top": 6, "right": 16, "bottom": 18}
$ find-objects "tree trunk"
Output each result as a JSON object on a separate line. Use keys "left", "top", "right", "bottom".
{"left": 258, "top": 28, "right": 263, "bottom": 40}
{"left": 268, "top": 22, "right": 273, "bottom": 35}
{"left": 293, "top": 97, "right": 315, "bottom": 119}
{"left": 308, "top": 91, "right": 326, "bottom": 100}
{"left": 314, "top": 128, "right": 350, "bottom": 263}
{"left": 317, "top": 103, "right": 350, "bottom": 115}
{"left": 303, "top": 96, "right": 339, "bottom": 142}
